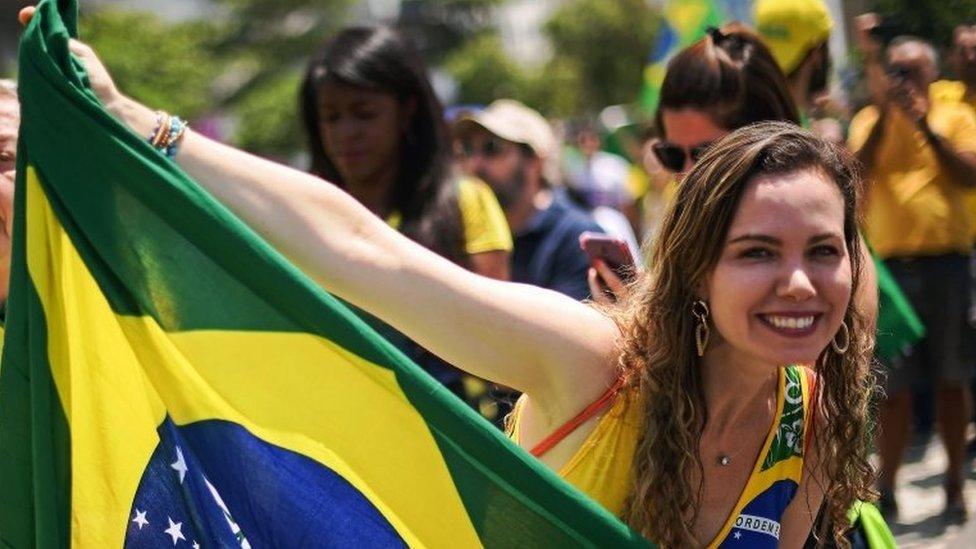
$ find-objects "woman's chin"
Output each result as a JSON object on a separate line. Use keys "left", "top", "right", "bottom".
{"left": 760, "top": 345, "right": 827, "bottom": 367}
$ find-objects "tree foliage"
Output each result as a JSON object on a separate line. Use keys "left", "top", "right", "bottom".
{"left": 205, "top": 0, "right": 354, "bottom": 104}
{"left": 444, "top": 0, "right": 659, "bottom": 117}
{"left": 231, "top": 70, "right": 306, "bottom": 159}
{"left": 397, "top": 0, "right": 505, "bottom": 64}
{"left": 80, "top": 10, "right": 218, "bottom": 120}
{"left": 544, "top": 0, "right": 659, "bottom": 112}
{"left": 870, "top": 0, "right": 976, "bottom": 53}
{"left": 443, "top": 33, "right": 525, "bottom": 105}
{"left": 77, "top": 0, "right": 353, "bottom": 158}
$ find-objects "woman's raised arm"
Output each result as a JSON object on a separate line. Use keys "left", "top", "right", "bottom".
{"left": 66, "top": 38, "right": 619, "bottom": 410}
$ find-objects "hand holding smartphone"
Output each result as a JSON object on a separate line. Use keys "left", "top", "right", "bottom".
{"left": 579, "top": 232, "right": 637, "bottom": 283}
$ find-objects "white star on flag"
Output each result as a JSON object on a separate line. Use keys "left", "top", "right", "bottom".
{"left": 171, "top": 446, "right": 188, "bottom": 484}
{"left": 164, "top": 517, "right": 186, "bottom": 545}
{"left": 131, "top": 509, "right": 149, "bottom": 530}
{"left": 192, "top": 542, "right": 200, "bottom": 549}
{"left": 734, "top": 531, "right": 742, "bottom": 539}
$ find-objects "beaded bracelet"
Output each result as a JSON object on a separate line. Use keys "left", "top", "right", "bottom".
{"left": 148, "top": 111, "right": 170, "bottom": 148}
{"left": 163, "top": 116, "right": 189, "bottom": 158}
{"left": 146, "top": 111, "right": 189, "bottom": 159}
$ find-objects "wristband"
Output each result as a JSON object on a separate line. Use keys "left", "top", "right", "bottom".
{"left": 146, "top": 111, "right": 188, "bottom": 159}
{"left": 148, "top": 111, "right": 170, "bottom": 148}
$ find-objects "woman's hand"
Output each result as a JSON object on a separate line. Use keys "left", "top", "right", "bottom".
{"left": 20, "top": 7, "right": 123, "bottom": 110}
{"left": 587, "top": 260, "right": 630, "bottom": 305}
{"left": 68, "top": 40, "right": 124, "bottom": 109}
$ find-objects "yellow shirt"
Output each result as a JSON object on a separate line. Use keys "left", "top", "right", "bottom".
{"left": 387, "top": 177, "right": 513, "bottom": 255}
{"left": 509, "top": 366, "right": 815, "bottom": 548}
{"left": 931, "top": 80, "right": 976, "bottom": 109}
{"left": 508, "top": 387, "right": 643, "bottom": 516}
{"left": 848, "top": 102, "right": 976, "bottom": 257}
{"left": 455, "top": 177, "right": 513, "bottom": 254}
{"left": 930, "top": 80, "right": 976, "bottom": 243}
{"left": 625, "top": 164, "right": 650, "bottom": 200}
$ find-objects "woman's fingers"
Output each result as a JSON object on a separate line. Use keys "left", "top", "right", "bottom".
{"left": 65, "top": 39, "right": 121, "bottom": 105}
{"left": 17, "top": 8, "right": 120, "bottom": 105}
{"left": 18, "top": 6, "right": 36, "bottom": 27}
{"left": 587, "top": 267, "right": 614, "bottom": 306}
{"left": 593, "top": 259, "right": 628, "bottom": 298}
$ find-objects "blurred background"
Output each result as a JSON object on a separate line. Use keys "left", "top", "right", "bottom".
{"left": 2, "top": 0, "right": 972, "bottom": 166}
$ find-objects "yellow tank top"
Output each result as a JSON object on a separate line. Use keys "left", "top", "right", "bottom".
{"left": 509, "top": 365, "right": 815, "bottom": 547}
{"left": 509, "top": 384, "right": 643, "bottom": 516}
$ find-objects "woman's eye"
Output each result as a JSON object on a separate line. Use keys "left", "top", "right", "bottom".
{"left": 321, "top": 112, "right": 340, "bottom": 124}
{"left": 740, "top": 247, "right": 773, "bottom": 259}
{"left": 810, "top": 245, "right": 840, "bottom": 257}
{"left": 354, "top": 109, "right": 377, "bottom": 121}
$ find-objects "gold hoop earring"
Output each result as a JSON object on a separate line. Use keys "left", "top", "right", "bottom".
{"left": 831, "top": 320, "right": 850, "bottom": 355}
{"left": 692, "top": 300, "right": 710, "bottom": 357}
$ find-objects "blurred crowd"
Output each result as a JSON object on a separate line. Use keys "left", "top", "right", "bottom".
{"left": 2, "top": 0, "right": 976, "bottom": 540}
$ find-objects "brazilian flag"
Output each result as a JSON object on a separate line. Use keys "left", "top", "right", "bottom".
{"left": 0, "top": 2, "right": 650, "bottom": 547}
{"left": 638, "top": 0, "right": 724, "bottom": 113}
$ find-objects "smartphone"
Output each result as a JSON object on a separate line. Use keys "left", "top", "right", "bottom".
{"left": 579, "top": 232, "right": 636, "bottom": 282}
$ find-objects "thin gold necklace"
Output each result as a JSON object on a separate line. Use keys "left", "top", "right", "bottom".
{"left": 712, "top": 390, "right": 777, "bottom": 467}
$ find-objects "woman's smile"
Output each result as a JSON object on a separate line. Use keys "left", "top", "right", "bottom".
{"left": 756, "top": 311, "right": 824, "bottom": 338}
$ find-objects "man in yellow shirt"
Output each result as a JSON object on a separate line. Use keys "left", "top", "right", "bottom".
{"left": 932, "top": 23, "right": 976, "bottom": 310}
{"left": 932, "top": 20, "right": 976, "bottom": 468}
{"left": 932, "top": 24, "right": 976, "bottom": 244}
{"left": 849, "top": 26, "right": 976, "bottom": 523}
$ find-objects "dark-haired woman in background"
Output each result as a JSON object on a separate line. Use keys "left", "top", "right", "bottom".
{"left": 590, "top": 24, "right": 801, "bottom": 300}
{"left": 300, "top": 27, "right": 512, "bottom": 405}
{"left": 594, "top": 25, "right": 877, "bottom": 326}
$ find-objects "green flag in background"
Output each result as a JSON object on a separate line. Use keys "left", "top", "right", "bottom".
{"left": 638, "top": 0, "right": 724, "bottom": 114}
{"left": 0, "top": 1, "right": 651, "bottom": 547}
{"left": 873, "top": 257, "right": 925, "bottom": 362}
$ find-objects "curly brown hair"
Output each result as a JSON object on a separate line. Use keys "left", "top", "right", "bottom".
{"left": 612, "top": 122, "right": 876, "bottom": 546}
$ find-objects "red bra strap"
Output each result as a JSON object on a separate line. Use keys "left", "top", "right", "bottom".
{"left": 531, "top": 377, "right": 625, "bottom": 458}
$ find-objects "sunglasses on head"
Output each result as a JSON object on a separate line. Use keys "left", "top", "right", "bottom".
{"left": 651, "top": 140, "right": 714, "bottom": 173}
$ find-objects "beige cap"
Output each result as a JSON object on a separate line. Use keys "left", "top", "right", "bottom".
{"left": 456, "top": 99, "right": 555, "bottom": 159}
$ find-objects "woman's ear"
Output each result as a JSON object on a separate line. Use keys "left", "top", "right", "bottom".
{"left": 693, "top": 275, "right": 711, "bottom": 303}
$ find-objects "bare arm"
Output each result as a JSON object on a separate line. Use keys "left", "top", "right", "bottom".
{"left": 68, "top": 41, "right": 617, "bottom": 411}
{"left": 468, "top": 250, "right": 510, "bottom": 281}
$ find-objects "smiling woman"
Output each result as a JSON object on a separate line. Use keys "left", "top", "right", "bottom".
{"left": 605, "top": 123, "right": 875, "bottom": 546}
